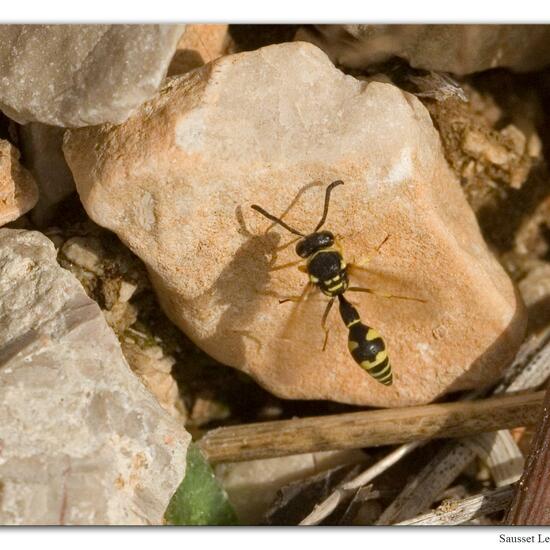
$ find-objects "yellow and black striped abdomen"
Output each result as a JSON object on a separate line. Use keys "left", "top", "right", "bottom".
{"left": 347, "top": 324, "right": 392, "bottom": 385}
{"left": 338, "top": 294, "right": 392, "bottom": 386}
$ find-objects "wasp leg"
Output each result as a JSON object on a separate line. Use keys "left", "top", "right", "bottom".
{"left": 321, "top": 297, "right": 335, "bottom": 351}
{"left": 279, "top": 296, "right": 304, "bottom": 303}
{"left": 279, "top": 282, "right": 314, "bottom": 304}
{"left": 347, "top": 286, "right": 426, "bottom": 303}
{"left": 350, "top": 234, "right": 391, "bottom": 268}
{"left": 269, "top": 259, "right": 303, "bottom": 272}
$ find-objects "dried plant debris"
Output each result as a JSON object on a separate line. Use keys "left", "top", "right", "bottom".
{"left": 338, "top": 486, "right": 391, "bottom": 526}
{"left": 420, "top": 74, "right": 543, "bottom": 204}
{"left": 376, "top": 441, "right": 479, "bottom": 525}
{"left": 398, "top": 484, "right": 514, "bottom": 526}
{"left": 371, "top": 331, "right": 550, "bottom": 525}
{"left": 408, "top": 71, "right": 468, "bottom": 102}
{"left": 259, "top": 331, "right": 550, "bottom": 526}
{"left": 299, "top": 441, "right": 423, "bottom": 525}
{"left": 466, "top": 431, "right": 524, "bottom": 487}
{"left": 263, "top": 463, "right": 363, "bottom": 526}
{"left": 214, "top": 449, "right": 367, "bottom": 524}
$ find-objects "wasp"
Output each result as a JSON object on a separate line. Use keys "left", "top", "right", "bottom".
{"left": 251, "top": 180, "right": 423, "bottom": 386}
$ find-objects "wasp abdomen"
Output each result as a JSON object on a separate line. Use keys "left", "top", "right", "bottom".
{"left": 338, "top": 295, "right": 392, "bottom": 386}
{"left": 348, "top": 324, "right": 392, "bottom": 385}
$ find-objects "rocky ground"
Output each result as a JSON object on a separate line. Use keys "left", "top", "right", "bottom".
{"left": 0, "top": 24, "right": 549, "bottom": 525}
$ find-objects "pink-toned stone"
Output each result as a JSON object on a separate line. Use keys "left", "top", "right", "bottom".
{"left": 0, "top": 139, "right": 38, "bottom": 226}
{"left": 63, "top": 42, "right": 526, "bottom": 407}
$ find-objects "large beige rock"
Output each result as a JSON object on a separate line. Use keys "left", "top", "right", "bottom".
{"left": 63, "top": 42, "right": 526, "bottom": 407}
{"left": 0, "top": 25, "right": 185, "bottom": 127}
{"left": 0, "top": 229, "right": 190, "bottom": 524}
{"left": 297, "top": 25, "right": 550, "bottom": 75}
{"left": 0, "top": 139, "right": 38, "bottom": 226}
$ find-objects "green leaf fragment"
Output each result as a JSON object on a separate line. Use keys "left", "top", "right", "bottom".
{"left": 165, "top": 442, "right": 239, "bottom": 525}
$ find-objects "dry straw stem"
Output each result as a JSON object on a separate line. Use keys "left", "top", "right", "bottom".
{"left": 199, "top": 391, "right": 544, "bottom": 464}
{"left": 396, "top": 484, "right": 514, "bottom": 525}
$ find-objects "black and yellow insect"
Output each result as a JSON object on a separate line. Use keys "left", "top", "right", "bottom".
{"left": 251, "top": 180, "right": 413, "bottom": 386}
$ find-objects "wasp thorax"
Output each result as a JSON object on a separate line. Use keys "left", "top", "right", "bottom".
{"left": 296, "top": 231, "right": 335, "bottom": 258}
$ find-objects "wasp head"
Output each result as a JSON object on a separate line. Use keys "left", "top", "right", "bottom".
{"left": 296, "top": 231, "right": 335, "bottom": 258}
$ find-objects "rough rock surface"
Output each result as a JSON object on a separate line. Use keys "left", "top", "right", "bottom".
{"left": 18, "top": 123, "right": 76, "bottom": 225}
{"left": 0, "top": 229, "right": 190, "bottom": 525}
{"left": 214, "top": 450, "right": 365, "bottom": 524}
{"left": 0, "top": 25, "right": 185, "bottom": 127}
{"left": 64, "top": 42, "right": 526, "bottom": 407}
{"left": 168, "top": 24, "right": 230, "bottom": 76}
{"left": 0, "top": 139, "right": 38, "bottom": 226}
{"left": 297, "top": 25, "right": 550, "bottom": 75}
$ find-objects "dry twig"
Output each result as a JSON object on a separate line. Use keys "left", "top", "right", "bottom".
{"left": 199, "top": 391, "right": 543, "bottom": 463}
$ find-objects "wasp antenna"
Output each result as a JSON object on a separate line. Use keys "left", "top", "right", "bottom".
{"left": 251, "top": 204, "right": 305, "bottom": 237}
{"left": 314, "top": 180, "right": 344, "bottom": 232}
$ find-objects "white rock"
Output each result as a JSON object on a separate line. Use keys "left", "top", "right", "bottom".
{"left": 0, "top": 25, "right": 185, "bottom": 127}
{"left": 0, "top": 229, "right": 190, "bottom": 524}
